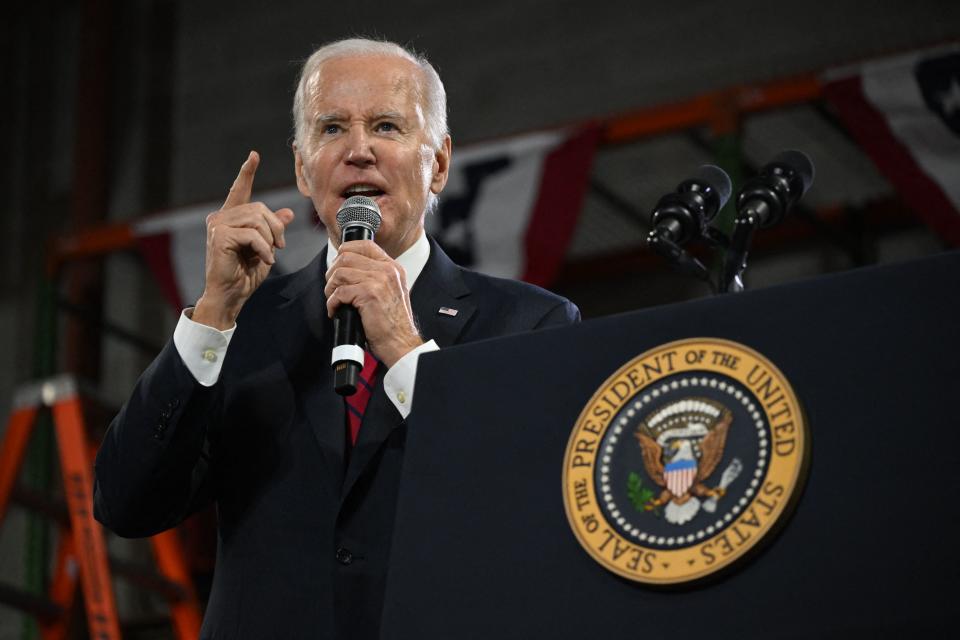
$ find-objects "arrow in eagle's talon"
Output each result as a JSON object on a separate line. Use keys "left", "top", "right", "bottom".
{"left": 702, "top": 458, "right": 743, "bottom": 513}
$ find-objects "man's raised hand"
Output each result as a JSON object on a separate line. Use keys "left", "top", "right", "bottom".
{"left": 193, "top": 151, "right": 295, "bottom": 329}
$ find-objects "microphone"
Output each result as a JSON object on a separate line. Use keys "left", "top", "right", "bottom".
{"left": 734, "top": 150, "right": 814, "bottom": 227}
{"left": 648, "top": 164, "right": 733, "bottom": 246}
{"left": 646, "top": 165, "right": 732, "bottom": 282}
{"left": 721, "top": 150, "right": 815, "bottom": 292}
{"left": 331, "top": 196, "right": 382, "bottom": 396}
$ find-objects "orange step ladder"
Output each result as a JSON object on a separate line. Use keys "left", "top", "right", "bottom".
{"left": 0, "top": 375, "right": 203, "bottom": 639}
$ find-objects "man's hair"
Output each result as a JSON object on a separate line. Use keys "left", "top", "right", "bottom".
{"left": 292, "top": 38, "right": 449, "bottom": 153}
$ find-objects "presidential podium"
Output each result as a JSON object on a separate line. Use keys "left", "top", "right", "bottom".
{"left": 381, "top": 250, "right": 959, "bottom": 638}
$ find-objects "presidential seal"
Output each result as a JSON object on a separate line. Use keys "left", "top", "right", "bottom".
{"left": 562, "top": 338, "right": 809, "bottom": 585}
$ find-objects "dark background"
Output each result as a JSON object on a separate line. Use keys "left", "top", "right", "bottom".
{"left": 1, "top": 1, "right": 958, "bottom": 635}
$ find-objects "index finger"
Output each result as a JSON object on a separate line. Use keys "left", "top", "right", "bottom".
{"left": 222, "top": 151, "right": 259, "bottom": 209}
{"left": 336, "top": 239, "right": 390, "bottom": 261}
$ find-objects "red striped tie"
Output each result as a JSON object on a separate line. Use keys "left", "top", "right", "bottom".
{"left": 345, "top": 350, "right": 380, "bottom": 445}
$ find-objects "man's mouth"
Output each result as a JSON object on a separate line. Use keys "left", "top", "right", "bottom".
{"left": 341, "top": 184, "right": 386, "bottom": 198}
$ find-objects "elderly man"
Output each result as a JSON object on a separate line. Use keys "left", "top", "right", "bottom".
{"left": 94, "top": 38, "right": 578, "bottom": 639}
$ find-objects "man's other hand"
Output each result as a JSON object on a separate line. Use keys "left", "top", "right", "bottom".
{"left": 194, "top": 151, "right": 295, "bottom": 330}
{"left": 324, "top": 240, "right": 424, "bottom": 368}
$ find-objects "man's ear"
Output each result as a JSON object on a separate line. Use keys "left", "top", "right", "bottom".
{"left": 429, "top": 135, "right": 452, "bottom": 195}
{"left": 294, "top": 146, "right": 312, "bottom": 197}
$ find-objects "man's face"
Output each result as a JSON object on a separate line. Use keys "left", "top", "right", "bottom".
{"left": 294, "top": 55, "right": 451, "bottom": 258}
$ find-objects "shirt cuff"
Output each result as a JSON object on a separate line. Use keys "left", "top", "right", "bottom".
{"left": 172, "top": 308, "right": 236, "bottom": 387}
{"left": 383, "top": 340, "right": 439, "bottom": 419}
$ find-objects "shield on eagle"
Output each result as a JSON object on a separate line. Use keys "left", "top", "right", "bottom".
{"left": 664, "top": 458, "right": 697, "bottom": 497}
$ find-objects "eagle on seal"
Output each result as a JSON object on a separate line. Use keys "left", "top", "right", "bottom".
{"left": 634, "top": 399, "right": 733, "bottom": 525}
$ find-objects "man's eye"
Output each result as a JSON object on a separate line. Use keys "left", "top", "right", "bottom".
{"left": 322, "top": 124, "right": 341, "bottom": 134}
{"left": 375, "top": 122, "right": 398, "bottom": 133}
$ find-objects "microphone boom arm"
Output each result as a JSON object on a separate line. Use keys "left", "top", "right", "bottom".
{"left": 646, "top": 226, "right": 712, "bottom": 285}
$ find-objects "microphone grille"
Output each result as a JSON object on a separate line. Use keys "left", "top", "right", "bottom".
{"left": 772, "top": 150, "right": 815, "bottom": 195}
{"left": 336, "top": 196, "right": 382, "bottom": 233}
{"left": 694, "top": 164, "right": 733, "bottom": 208}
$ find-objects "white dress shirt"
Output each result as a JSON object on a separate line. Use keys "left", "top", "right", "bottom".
{"left": 173, "top": 232, "right": 439, "bottom": 418}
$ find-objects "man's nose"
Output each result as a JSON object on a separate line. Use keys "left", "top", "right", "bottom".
{"left": 344, "top": 126, "right": 375, "bottom": 167}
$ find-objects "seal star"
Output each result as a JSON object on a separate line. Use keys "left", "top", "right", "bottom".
{"left": 938, "top": 76, "right": 960, "bottom": 117}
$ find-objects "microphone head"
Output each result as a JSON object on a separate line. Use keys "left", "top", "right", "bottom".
{"left": 651, "top": 164, "right": 733, "bottom": 245}
{"left": 336, "top": 196, "right": 382, "bottom": 234}
{"left": 769, "top": 149, "right": 815, "bottom": 197}
{"left": 693, "top": 164, "right": 733, "bottom": 210}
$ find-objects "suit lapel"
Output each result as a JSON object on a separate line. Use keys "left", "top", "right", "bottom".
{"left": 269, "top": 248, "right": 348, "bottom": 489}
{"left": 341, "top": 236, "right": 476, "bottom": 499}
{"left": 409, "top": 237, "right": 476, "bottom": 348}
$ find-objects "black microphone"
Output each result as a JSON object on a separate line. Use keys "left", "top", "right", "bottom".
{"left": 646, "top": 165, "right": 732, "bottom": 281}
{"left": 647, "top": 164, "right": 732, "bottom": 245}
{"left": 734, "top": 150, "right": 814, "bottom": 227}
{"left": 332, "top": 196, "right": 382, "bottom": 396}
{"left": 721, "top": 150, "right": 815, "bottom": 293}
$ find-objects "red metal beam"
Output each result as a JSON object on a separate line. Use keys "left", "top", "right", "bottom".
{"left": 601, "top": 74, "right": 823, "bottom": 144}
{"left": 50, "top": 223, "right": 135, "bottom": 275}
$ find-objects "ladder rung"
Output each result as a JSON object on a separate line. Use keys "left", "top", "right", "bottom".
{"left": 8, "top": 487, "right": 193, "bottom": 601}
{"left": 10, "top": 485, "right": 69, "bottom": 525}
{"left": 108, "top": 557, "right": 192, "bottom": 601}
{"left": 0, "top": 582, "right": 65, "bottom": 620}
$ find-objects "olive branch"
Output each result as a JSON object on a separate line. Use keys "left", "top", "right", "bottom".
{"left": 627, "top": 471, "right": 660, "bottom": 516}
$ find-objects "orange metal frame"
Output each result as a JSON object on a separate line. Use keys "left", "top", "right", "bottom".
{"left": 601, "top": 74, "right": 822, "bottom": 142}
{"left": 0, "top": 376, "right": 202, "bottom": 639}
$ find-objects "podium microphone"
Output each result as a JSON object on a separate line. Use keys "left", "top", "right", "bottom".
{"left": 721, "top": 150, "right": 815, "bottom": 292}
{"left": 646, "top": 165, "right": 732, "bottom": 281}
{"left": 648, "top": 164, "right": 732, "bottom": 244}
{"left": 734, "top": 150, "right": 814, "bottom": 228}
{"left": 332, "top": 195, "right": 382, "bottom": 395}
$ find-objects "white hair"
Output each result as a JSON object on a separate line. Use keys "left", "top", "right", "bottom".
{"left": 292, "top": 38, "right": 448, "bottom": 153}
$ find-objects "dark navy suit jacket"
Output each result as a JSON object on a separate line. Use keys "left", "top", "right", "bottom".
{"left": 94, "top": 237, "right": 579, "bottom": 639}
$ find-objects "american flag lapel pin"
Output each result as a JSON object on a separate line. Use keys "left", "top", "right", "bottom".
{"left": 438, "top": 307, "right": 459, "bottom": 317}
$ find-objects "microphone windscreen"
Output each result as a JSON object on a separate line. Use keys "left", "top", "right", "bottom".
{"left": 771, "top": 150, "right": 815, "bottom": 195}
{"left": 336, "top": 196, "right": 383, "bottom": 233}
{"left": 694, "top": 164, "right": 733, "bottom": 209}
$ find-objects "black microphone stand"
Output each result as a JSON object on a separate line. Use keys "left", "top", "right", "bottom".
{"left": 646, "top": 224, "right": 712, "bottom": 286}
{"left": 718, "top": 209, "right": 762, "bottom": 294}
{"left": 650, "top": 152, "right": 814, "bottom": 296}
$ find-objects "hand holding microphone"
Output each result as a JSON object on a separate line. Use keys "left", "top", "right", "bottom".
{"left": 325, "top": 196, "right": 424, "bottom": 394}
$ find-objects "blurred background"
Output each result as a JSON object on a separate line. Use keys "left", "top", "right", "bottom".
{"left": 1, "top": 0, "right": 958, "bottom": 637}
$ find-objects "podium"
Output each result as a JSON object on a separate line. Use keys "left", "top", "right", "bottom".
{"left": 382, "top": 251, "right": 959, "bottom": 638}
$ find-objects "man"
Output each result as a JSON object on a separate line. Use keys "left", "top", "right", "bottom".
{"left": 94, "top": 38, "right": 579, "bottom": 639}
